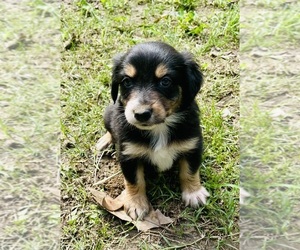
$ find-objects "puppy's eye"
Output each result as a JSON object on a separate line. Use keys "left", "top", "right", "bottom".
{"left": 122, "top": 77, "right": 133, "bottom": 88}
{"left": 159, "top": 77, "right": 172, "bottom": 88}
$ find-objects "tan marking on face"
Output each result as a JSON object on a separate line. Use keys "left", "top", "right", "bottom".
{"left": 179, "top": 158, "right": 201, "bottom": 193}
{"left": 124, "top": 63, "right": 136, "bottom": 78}
{"left": 155, "top": 63, "right": 168, "bottom": 78}
{"left": 121, "top": 91, "right": 138, "bottom": 107}
{"left": 164, "top": 87, "right": 182, "bottom": 116}
{"left": 149, "top": 88, "right": 182, "bottom": 118}
{"left": 151, "top": 98, "right": 167, "bottom": 123}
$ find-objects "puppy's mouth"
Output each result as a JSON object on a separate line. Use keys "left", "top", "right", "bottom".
{"left": 133, "top": 122, "right": 163, "bottom": 130}
{"left": 130, "top": 113, "right": 165, "bottom": 130}
{"left": 134, "top": 124, "right": 156, "bottom": 130}
{"left": 125, "top": 107, "right": 166, "bottom": 130}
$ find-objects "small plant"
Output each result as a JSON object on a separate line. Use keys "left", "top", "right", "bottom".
{"left": 175, "top": 0, "right": 197, "bottom": 11}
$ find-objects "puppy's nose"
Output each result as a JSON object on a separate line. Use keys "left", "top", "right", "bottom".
{"left": 134, "top": 109, "right": 152, "bottom": 122}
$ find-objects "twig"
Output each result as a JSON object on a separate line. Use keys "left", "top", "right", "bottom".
{"left": 93, "top": 171, "right": 122, "bottom": 186}
{"left": 93, "top": 151, "right": 105, "bottom": 183}
{"left": 161, "top": 234, "right": 206, "bottom": 250}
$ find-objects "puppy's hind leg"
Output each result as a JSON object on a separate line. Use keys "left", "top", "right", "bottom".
{"left": 96, "top": 132, "right": 112, "bottom": 151}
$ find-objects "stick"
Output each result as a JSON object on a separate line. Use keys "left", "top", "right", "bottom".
{"left": 93, "top": 171, "right": 122, "bottom": 186}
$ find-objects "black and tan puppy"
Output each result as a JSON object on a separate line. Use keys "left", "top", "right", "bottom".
{"left": 97, "top": 41, "right": 209, "bottom": 220}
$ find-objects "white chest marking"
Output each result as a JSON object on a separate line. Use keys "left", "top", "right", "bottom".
{"left": 122, "top": 138, "right": 199, "bottom": 172}
{"left": 149, "top": 123, "right": 169, "bottom": 151}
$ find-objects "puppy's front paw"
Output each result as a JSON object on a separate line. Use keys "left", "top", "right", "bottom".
{"left": 182, "top": 186, "right": 210, "bottom": 207}
{"left": 124, "top": 194, "right": 150, "bottom": 220}
{"left": 95, "top": 132, "right": 112, "bottom": 151}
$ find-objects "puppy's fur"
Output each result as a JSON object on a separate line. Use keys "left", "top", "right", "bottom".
{"left": 97, "top": 42, "right": 209, "bottom": 220}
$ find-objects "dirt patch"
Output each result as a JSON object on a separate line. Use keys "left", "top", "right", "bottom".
{"left": 96, "top": 156, "right": 124, "bottom": 198}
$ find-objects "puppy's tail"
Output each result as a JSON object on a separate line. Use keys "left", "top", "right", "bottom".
{"left": 95, "top": 132, "right": 112, "bottom": 151}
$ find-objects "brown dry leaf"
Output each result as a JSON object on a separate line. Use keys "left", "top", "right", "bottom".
{"left": 102, "top": 191, "right": 125, "bottom": 211}
{"left": 88, "top": 188, "right": 173, "bottom": 231}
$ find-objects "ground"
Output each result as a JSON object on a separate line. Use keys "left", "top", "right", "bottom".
{"left": 61, "top": 0, "right": 239, "bottom": 249}
{"left": 1, "top": 0, "right": 299, "bottom": 249}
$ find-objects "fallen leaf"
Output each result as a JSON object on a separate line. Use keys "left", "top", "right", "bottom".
{"left": 88, "top": 188, "right": 173, "bottom": 231}
{"left": 102, "top": 191, "right": 125, "bottom": 211}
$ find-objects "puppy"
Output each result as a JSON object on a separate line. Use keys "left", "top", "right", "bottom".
{"left": 97, "top": 41, "right": 209, "bottom": 220}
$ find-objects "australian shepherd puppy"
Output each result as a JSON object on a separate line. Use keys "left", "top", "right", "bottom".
{"left": 97, "top": 41, "right": 209, "bottom": 220}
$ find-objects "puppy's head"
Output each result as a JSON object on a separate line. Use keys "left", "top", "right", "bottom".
{"left": 111, "top": 42, "right": 203, "bottom": 130}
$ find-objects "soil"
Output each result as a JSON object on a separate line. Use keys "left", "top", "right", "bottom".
{"left": 97, "top": 156, "right": 125, "bottom": 198}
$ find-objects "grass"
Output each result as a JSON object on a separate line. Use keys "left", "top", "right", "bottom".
{"left": 2, "top": 0, "right": 299, "bottom": 248}
{"left": 61, "top": 0, "right": 239, "bottom": 249}
{"left": 240, "top": 0, "right": 300, "bottom": 249}
{"left": 241, "top": 0, "right": 300, "bottom": 51}
{"left": 0, "top": 0, "right": 60, "bottom": 249}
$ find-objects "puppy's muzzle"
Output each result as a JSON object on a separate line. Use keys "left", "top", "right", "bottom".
{"left": 134, "top": 109, "right": 152, "bottom": 122}
{"left": 125, "top": 98, "right": 165, "bottom": 130}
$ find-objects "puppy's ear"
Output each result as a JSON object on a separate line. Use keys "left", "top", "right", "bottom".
{"left": 111, "top": 53, "right": 125, "bottom": 103}
{"left": 181, "top": 52, "right": 203, "bottom": 105}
